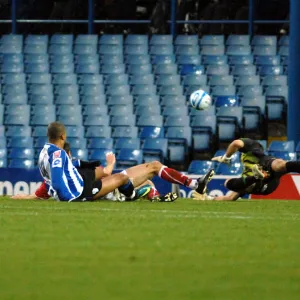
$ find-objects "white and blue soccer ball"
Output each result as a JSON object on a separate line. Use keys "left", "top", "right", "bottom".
{"left": 189, "top": 89, "right": 212, "bottom": 110}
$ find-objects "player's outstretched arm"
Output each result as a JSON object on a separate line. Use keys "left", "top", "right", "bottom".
{"left": 102, "top": 152, "right": 116, "bottom": 177}
{"left": 212, "top": 139, "right": 244, "bottom": 164}
{"left": 11, "top": 194, "right": 38, "bottom": 200}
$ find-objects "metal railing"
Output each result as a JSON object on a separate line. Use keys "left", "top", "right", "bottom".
{"left": 6, "top": 0, "right": 289, "bottom": 36}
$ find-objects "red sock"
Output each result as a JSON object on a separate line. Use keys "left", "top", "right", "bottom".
{"left": 147, "top": 187, "right": 160, "bottom": 200}
{"left": 159, "top": 166, "right": 193, "bottom": 187}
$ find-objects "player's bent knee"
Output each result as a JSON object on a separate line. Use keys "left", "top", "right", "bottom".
{"left": 150, "top": 160, "right": 163, "bottom": 173}
{"left": 272, "top": 159, "right": 286, "bottom": 172}
{"left": 116, "top": 173, "right": 129, "bottom": 185}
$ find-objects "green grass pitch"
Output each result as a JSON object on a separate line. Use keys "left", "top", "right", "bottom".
{"left": 1, "top": 197, "right": 300, "bottom": 300}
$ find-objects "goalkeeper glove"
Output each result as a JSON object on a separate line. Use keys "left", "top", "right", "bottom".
{"left": 192, "top": 191, "right": 215, "bottom": 201}
{"left": 211, "top": 155, "right": 232, "bottom": 164}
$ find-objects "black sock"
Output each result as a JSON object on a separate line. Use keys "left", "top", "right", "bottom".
{"left": 118, "top": 180, "right": 135, "bottom": 198}
{"left": 226, "top": 176, "right": 256, "bottom": 192}
{"left": 286, "top": 161, "right": 300, "bottom": 173}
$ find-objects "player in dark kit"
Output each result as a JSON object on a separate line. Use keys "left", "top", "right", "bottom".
{"left": 192, "top": 138, "right": 300, "bottom": 201}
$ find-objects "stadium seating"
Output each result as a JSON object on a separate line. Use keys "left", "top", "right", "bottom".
{"left": 0, "top": 33, "right": 290, "bottom": 168}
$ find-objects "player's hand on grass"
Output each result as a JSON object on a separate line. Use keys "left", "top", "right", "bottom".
{"left": 105, "top": 151, "right": 116, "bottom": 166}
{"left": 11, "top": 194, "right": 36, "bottom": 200}
{"left": 211, "top": 155, "right": 231, "bottom": 164}
{"left": 192, "top": 191, "right": 214, "bottom": 200}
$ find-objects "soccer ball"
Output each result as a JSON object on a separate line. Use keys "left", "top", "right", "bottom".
{"left": 189, "top": 89, "right": 212, "bottom": 110}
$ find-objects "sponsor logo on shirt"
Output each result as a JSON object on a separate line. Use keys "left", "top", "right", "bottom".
{"left": 53, "top": 150, "right": 61, "bottom": 159}
{"left": 52, "top": 158, "right": 62, "bottom": 168}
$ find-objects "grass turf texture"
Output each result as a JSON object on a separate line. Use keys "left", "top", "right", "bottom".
{"left": 1, "top": 198, "right": 300, "bottom": 300}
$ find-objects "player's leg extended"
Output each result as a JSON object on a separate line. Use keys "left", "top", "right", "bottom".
{"left": 225, "top": 177, "right": 257, "bottom": 192}
{"left": 272, "top": 159, "right": 300, "bottom": 173}
{"left": 92, "top": 173, "right": 133, "bottom": 199}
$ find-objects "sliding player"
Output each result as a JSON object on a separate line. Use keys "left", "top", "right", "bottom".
{"left": 192, "top": 138, "right": 300, "bottom": 201}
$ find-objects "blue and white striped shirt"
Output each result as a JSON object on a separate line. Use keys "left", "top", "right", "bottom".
{"left": 38, "top": 143, "right": 84, "bottom": 201}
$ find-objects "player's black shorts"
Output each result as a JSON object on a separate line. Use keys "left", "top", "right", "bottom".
{"left": 250, "top": 177, "right": 281, "bottom": 195}
{"left": 76, "top": 168, "right": 102, "bottom": 201}
{"left": 259, "top": 155, "right": 277, "bottom": 173}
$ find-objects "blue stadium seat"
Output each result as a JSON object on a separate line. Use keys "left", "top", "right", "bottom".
{"left": 105, "top": 74, "right": 128, "bottom": 85}
{"left": 168, "top": 145, "right": 185, "bottom": 163}
{"left": 99, "top": 34, "right": 123, "bottom": 45}
{"left": 154, "top": 63, "right": 177, "bottom": 75}
{"left": 0, "top": 147, "right": 7, "bottom": 159}
{"left": 200, "top": 35, "right": 224, "bottom": 45}
{"left": 258, "top": 66, "right": 283, "bottom": 76}
{"left": 89, "top": 148, "right": 113, "bottom": 163}
{"left": 175, "top": 35, "right": 198, "bottom": 46}
{"left": 265, "top": 86, "right": 288, "bottom": 102}
{"left": 100, "top": 54, "right": 123, "bottom": 65}
{"left": 83, "top": 115, "right": 109, "bottom": 126}
{"left": 231, "top": 65, "right": 256, "bottom": 76}
{"left": 75, "top": 34, "right": 98, "bottom": 45}
{"left": 111, "top": 126, "right": 138, "bottom": 138}
{"left": 156, "top": 74, "right": 180, "bottom": 86}
{"left": 202, "top": 55, "right": 228, "bottom": 67}
{"left": 0, "top": 137, "right": 6, "bottom": 148}
{"left": 216, "top": 162, "right": 243, "bottom": 175}
{"left": 176, "top": 55, "right": 201, "bottom": 65}
{"left": 1, "top": 62, "right": 24, "bottom": 73}
{"left": 1, "top": 53, "right": 23, "bottom": 64}
{"left": 29, "top": 94, "right": 53, "bottom": 104}
{"left": 183, "top": 74, "right": 207, "bottom": 86}
{"left": 190, "top": 115, "right": 217, "bottom": 135}
{"left": 34, "top": 136, "right": 48, "bottom": 148}
{"left": 5, "top": 115, "right": 30, "bottom": 126}
{"left": 24, "top": 54, "right": 49, "bottom": 64}
{"left": 238, "top": 85, "right": 263, "bottom": 98}
{"left": 65, "top": 137, "right": 87, "bottom": 149}
{"left": 134, "top": 94, "right": 160, "bottom": 106}
{"left": 206, "top": 65, "right": 229, "bottom": 76}
{"left": 5, "top": 105, "right": 29, "bottom": 118}
{"left": 9, "top": 147, "right": 34, "bottom": 159}
{"left": 115, "top": 138, "right": 140, "bottom": 150}
{"left": 88, "top": 137, "right": 114, "bottom": 150}
{"left": 151, "top": 54, "right": 176, "bottom": 65}
{"left": 295, "top": 142, "right": 300, "bottom": 159}
{"left": 3, "top": 94, "right": 27, "bottom": 104}
{"left": 253, "top": 46, "right": 277, "bottom": 56}
{"left": 215, "top": 96, "right": 239, "bottom": 107}
{"left": 160, "top": 95, "right": 186, "bottom": 107}
{"left": 252, "top": 35, "right": 277, "bottom": 46}
{"left": 6, "top": 125, "right": 31, "bottom": 137}
{"left": 75, "top": 54, "right": 99, "bottom": 65}
{"left": 262, "top": 75, "right": 287, "bottom": 87}
{"left": 150, "top": 45, "right": 174, "bottom": 55}
{"left": 65, "top": 126, "right": 85, "bottom": 137}
{"left": 50, "top": 54, "right": 74, "bottom": 64}
{"left": 0, "top": 34, "right": 23, "bottom": 45}
{"left": 124, "top": 44, "right": 148, "bottom": 55}
{"left": 51, "top": 62, "right": 74, "bottom": 74}
{"left": 8, "top": 137, "right": 33, "bottom": 148}
{"left": 267, "top": 151, "right": 296, "bottom": 161}
{"left": 209, "top": 75, "right": 234, "bottom": 86}
{"left": 24, "top": 44, "right": 47, "bottom": 54}
{"left": 126, "top": 54, "right": 150, "bottom": 66}
{"left": 226, "top": 35, "right": 250, "bottom": 46}
{"left": 49, "top": 44, "right": 72, "bottom": 55}
{"left": 235, "top": 75, "right": 260, "bottom": 86}
{"left": 268, "top": 141, "right": 294, "bottom": 152}
{"left": 78, "top": 74, "right": 103, "bottom": 85}
{"left": 107, "top": 95, "right": 133, "bottom": 105}
{"left": 99, "top": 45, "right": 123, "bottom": 55}
{"left": 200, "top": 45, "right": 225, "bottom": 55}
{"left": 54, "top": 84, "right": 78, "bottom": 96}
{"left": 81, "top": 95, "right": 106, "bottom": 105}
{"left": 162, "top": 106, "right": 188, "bottom": 117}
{"left": 74, "top": 44, "right": 97, "bottom": 55}
{"left": 80, "top": 84, "right": 104, "bottom": 96}
{"left": 179, "top": 64, "right": 204, "bottom": 76}
{"left": 72, "top": 148, "right": 88, "bottom": 160}
{"left": 129, "top": 74, "right": 154, "bottom": 85}
{"left": 57, "top": 115, "right": 82, "bottom": 126}
{"left": 175, "top": 45, "right": 199, "bottom": 56}
{"left": 185, "top": 85, "right": 209, "bottom": 97}
{"left": 55, "top": 94, "right": 80, "bottom": 105}
{"left": 111, "top": 115, "right": 136, "bottom": 127}
{"left": 128, "top": 64, "right": 152, "bottom": 75}
{"left": 125, "top": 35, "right": 148, "bottom": 45}
{"left": 139, "top": 126, "right": 164, "bottom": 139}
{"left": 109, "top": 104, "right": 133, "bottom": 116}
{"left": 228, "top": 55, "right": 254, "bottom": 66}
{"left": 142, "top": 138, "right": 168, "bottom": 162}
{"left": 25, "top": 34, "right": 48, "bottom": 45}
{"left": 255, "top": 55, "right": 281, "bottom": 66}
{"left": 135, "top": 105, "right": 160, "bottom": 117}
{"left": 53, "top": 74, "right": 77, "bottom": 85}
{"left": 57, "top": 104, "right": 82, "bottom": 117}
{"left": 165, "top": 126, "right": 192, "bottom": 148}
{"left": 83, "top": 104, "right": 108, "bottom": 115}
{"left": 0, "top": 44, "right": 22, "bottom": 54}
{"left": 101, "top": 64, "right": 125, "bottom": 75}
{"left": 50, "top": 34, "right": 73, "bottom": 44}
{"left": 31, "top": 104, "right": 55, "bottom": 116}
{"left": 212, "top": 85, "right": 236, "bottom": 97}
{"left": 226, "top": 46, "right": 251, "bottom": 56}
{"left": 117, "top": 149, "right": 143, "bottom": 168}
{"left": 150, "top": 35, "right": 173, "bottom": 45}
{"left": 28, "top": 83, "right": 53, "bottom": 96}
{"left": 132, "top": 84, "right": 157, "bottom": 96}
{"left": 31, "top": 114, "right": 56, "bottom": 126}
{"left": 3, "top": 83, "right": 27, "bottom": 95}
{"left": 188, "top": 160, "right": 215, "bottom": 174}
{"left": 217, "top": 107, "right": 243, "bottom": 142}
{"left": 106, "top": 84, "right": 130, "bottom": 96}
{"left": 164, "top": 116, "right": 190, "bottom": 127}
{"left": 9, "top": 159, "right": 34, "bottom": 169}
{"left": 27, "top": 73, "right": 51, "bottom": 84}
{"left": 279, "top": 36, "right": 289, "bottom": 46}
{"left": 32, "top": 126, "right": 47, "bottom": 137}
{"left": 159, "top": 85, "right": 183, "bottom": 96}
